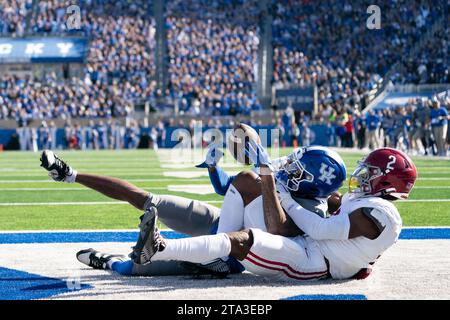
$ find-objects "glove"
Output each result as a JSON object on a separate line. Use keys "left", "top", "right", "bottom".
{"left": 196, "top": 143, "right": 224, "bottom": 168}
{"left": 244, "top": 140, "right": 274, "bottom": 172}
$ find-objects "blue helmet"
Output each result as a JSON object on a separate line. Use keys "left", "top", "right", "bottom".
{"left": 276, "top": 146, "right": 347, "bottom": 198}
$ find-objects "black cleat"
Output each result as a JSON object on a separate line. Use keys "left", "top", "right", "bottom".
{"left": 129, "top": 206, "right": 166, "bottom": 264}
{"left": 181, "top": 259, "right": 230, "bottom": 279}
{"left": 40, "top": 150, "right": 75, "bottom": 182}
{"left": 76, "top": 248, "right": 126, "bottom": 270}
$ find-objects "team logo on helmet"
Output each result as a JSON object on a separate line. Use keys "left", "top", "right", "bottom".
{"left": 318, "top": 163, "right": 336, "bottom": 185}
{"left": 277, "top": 146, "right": 346, "bottom": 198}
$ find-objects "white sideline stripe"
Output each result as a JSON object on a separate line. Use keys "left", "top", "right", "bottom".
{"left": 0, "top": 187, "right": 167, "bottom": 191}
{"left": 0, "top": 201, "right": 129, "bottom": 206}
{"left": 0, "top": 178, "right": 209, "bottom": 183}
{"left": 0, "top": 226, "right": 448, "bottom": 234}
{"left": 0, "top": 177, "right": 447, "bottom": 183}
{"left": 414, "top": 186, "right": 450, "bottom": 189}
{"left": 1, "top": 199, "right": 449, "bottom": 206}
{"left": 0, "top": 173, "right": 188, "bottom": 177}
{"left": 0, "top": 200, "right": 221, "bottom": 206}
{"left": 399, "top": 199, "right": 450, "bottom": 202}
{"left": 1, "top": 186, "right": 450, "bottom": 191}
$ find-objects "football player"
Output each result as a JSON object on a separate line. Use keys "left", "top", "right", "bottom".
{"left": 131, "top": 146, "right": 416, "bottom": 281}
{"left": 40, "top": 144, "right": 345, "bottom": 277}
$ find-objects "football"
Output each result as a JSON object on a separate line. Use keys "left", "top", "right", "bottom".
{"left": 227, "top": 123, "right": 261, "bottom": 165}
{"left": 327, "top": 191, "right": 343, "bottom": 215}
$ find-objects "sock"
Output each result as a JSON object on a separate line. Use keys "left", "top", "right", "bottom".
{"left": 152, "top": 233, "right": 231, "bottom": 263}
{"left": 104, "top": 256, "right": 125, "bottom": 270}
{"left": 65, "top": 169, "right": 77, "bottom": 183}
{"left": 216, "top": 184, "right": 245, "bottom": 233}
{"left": 110, "top": 260, "right": 134, "bottom": 276}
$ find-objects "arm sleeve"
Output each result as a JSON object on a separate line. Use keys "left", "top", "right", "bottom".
{"left": 209, "top": 167, "right": 235, "bottom": 196}
{"left": 282, "top": 197, "right": 350, "bottom": 240}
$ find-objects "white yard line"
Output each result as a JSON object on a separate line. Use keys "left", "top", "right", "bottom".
{"left": 0, "top": 177, "right": 447, "bottom": 183}
{"left": 413, "top": 186, "right": 450, "bottom": 189}
{"left": 0, "top": 178, "right": 209, "bottom": 183}
{"left": 1, "top": 226, "right": 448, "bottom": 234}
{"left": 0, "top": 201, "right": 129, "bottom": 206}
{"left": 0, "top": 200, "right": 220, "bottom": 206}
{"left": 0, "top": 186, "right": 449, "bottom": 191}
{"left": 1, "top": 199, "right": 450, "bottom": 206}
{"left": 0, "top": 187, "right": 167, "bottom": 191}
{"left": 398, "top": 199, "right": 450, "bottom": 202}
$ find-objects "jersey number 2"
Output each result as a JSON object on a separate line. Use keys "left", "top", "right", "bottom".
{"left": 386, "top": 155, "right": 396, "bottom": 172}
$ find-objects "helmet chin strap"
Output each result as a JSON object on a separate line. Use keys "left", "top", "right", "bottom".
{"left": 373, "top": 187, "right": 397, "bottom": 198}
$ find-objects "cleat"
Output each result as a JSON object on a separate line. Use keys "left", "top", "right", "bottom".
{"left": 76, "top": 248, "right": 126, "bottom": 270}
{"left": 181, "top": 258, "right": 230, "bottom": 279}
{"left": 40, "top": 150, "right": 76, "bottom": 182}
{"left": 129, "top": 206, "right": 166, "bottom": 264}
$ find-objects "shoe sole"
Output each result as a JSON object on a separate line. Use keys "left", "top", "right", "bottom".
{"left": 131, "top": 207, "right": 158, "bottom": 264}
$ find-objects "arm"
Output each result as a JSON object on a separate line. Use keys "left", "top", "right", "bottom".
{"left": 260, "top": 167, "right": 300, "bottom": 236}
{"left": 245, "top": 141, "right": 300, "bottom": 236}
{"left": 208, "top": 166, "right": 235, "bottom": 196}
{"left": 197, "top": 143, "right": 232, "bottom": 196}
{"left": 282, "top": 196, "right": 381, "bottom": 240}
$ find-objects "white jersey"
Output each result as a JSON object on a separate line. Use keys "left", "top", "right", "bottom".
{"left": 317, "top": 193, "right": 402, "bottom": 279}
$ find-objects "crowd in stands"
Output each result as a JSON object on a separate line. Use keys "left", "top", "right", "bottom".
{"left": 0, "top": 0, "right": 157, "bottom": 121}
{"left": 7, "top": 94, "right": 449, "bottom": 157}
{"left": 166, "top": 0, "right": 261, "bottom": 116}
{"left": 0, "top": 73, "right": 137, "bottom": 120}
{"left": 396, "top": 21, "right": 449, "bottom": 85}
{"left": 317, "top": 95, "right": 450, "bottom": 157}
{"left": 0, "top": 0, "right": 449, "bottom": 157}
{"left": 272, "top": 0, "right": 447, "bottom": 114}
{"left": 0, "top": 0, "right": 31, "bottom": 36}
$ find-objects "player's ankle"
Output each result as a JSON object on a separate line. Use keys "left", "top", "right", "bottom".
{"left": 65, "top": 169, "right": 78, "bottom": 183}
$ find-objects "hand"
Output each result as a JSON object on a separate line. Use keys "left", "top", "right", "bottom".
{"left": 244, "top": 140, "right": 274, "bottom": 172}
{"left": 196, "top": 143, "right": 224, "bottom": 168}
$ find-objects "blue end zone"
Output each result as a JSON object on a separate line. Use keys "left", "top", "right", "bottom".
{"left": 0, "top": 228, "right": 448, "bottom": 244}
{"left": 0, "top": 230, "right": 189, "bottom": 244}
{"left": 399, "top": 228, "right": 450, "bottom": 240}
{"left": 282, "top": 294, "right": 367, "bottom": 300}
{"left": 0, "top": 267, "right": 91, "bottom": 300}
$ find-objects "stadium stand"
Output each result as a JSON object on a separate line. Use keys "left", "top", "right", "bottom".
{"left": 0, "top": 0, "right": 448, "bottom": 155}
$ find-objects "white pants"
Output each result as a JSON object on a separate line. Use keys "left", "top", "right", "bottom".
{"left": 241, "top": 228, "right": 329, "bottom": 281}
{"left": 244, "top": 196, "right": 267, "bottom": 230}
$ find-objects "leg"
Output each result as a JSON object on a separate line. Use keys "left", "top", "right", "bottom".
{"left": 114, "top": 260, "right": 197, "bottom": 276}
{"left": 146, "top": 194, "right": 220, "bottom": 236}
{"left": 76, "top": 173, "right": 148, "bottom": 210}
{"left": 240, "top": 229, "right": 328, "bottom": 281}
{"left": 215, "top": 171, "right": 261, "bottom": 234}
{"left": 147, "top": 228, "right": 328, "bottom": 281}
{"left": 40, "top": 150, "right": 220, "bottom": 235}
{"left": 230, "top": 171, "right": 261, "bottom": 206}
{"left": 77, "top": 174, "right": 221, "bottom": 236}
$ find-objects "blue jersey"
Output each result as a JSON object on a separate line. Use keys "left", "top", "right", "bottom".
{"left": 366, "top": 114, "right": 380, "bottom": 131}
{"left": 430, "top": 107, "right": 448, "bottom": 127}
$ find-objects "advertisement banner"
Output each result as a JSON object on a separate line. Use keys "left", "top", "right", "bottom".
{"left": 0, "top": 37, "right": 88, "bottom": 64}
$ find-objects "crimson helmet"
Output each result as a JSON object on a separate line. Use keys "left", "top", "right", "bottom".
{"left": 349, "top": 148, "right": 417, "bottom": 199}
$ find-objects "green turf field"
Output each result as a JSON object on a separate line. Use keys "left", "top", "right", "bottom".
{"left": 0, "top": 149, "right": 449, "bottom": 230}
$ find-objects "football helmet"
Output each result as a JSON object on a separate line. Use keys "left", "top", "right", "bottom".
{"left": 349, "top": 148, "right": 417, "bottom": 199}
{"left": 276, "top": 146, "right": 347, "bottom": 198}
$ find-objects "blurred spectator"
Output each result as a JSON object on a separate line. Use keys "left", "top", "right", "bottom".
{"left": 366, "top": 110, "right": 381, "bottom": 149}
{"left": 430, "top": 98, "right": 449, "bottom": 156}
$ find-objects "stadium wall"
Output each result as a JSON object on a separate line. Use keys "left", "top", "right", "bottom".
{"left": 0, "top": 125, "right": 330, "bottom": 150}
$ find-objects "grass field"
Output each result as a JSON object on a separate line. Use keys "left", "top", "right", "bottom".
{"left": 0, "top": 148, "right": 449, "bottom": 231}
